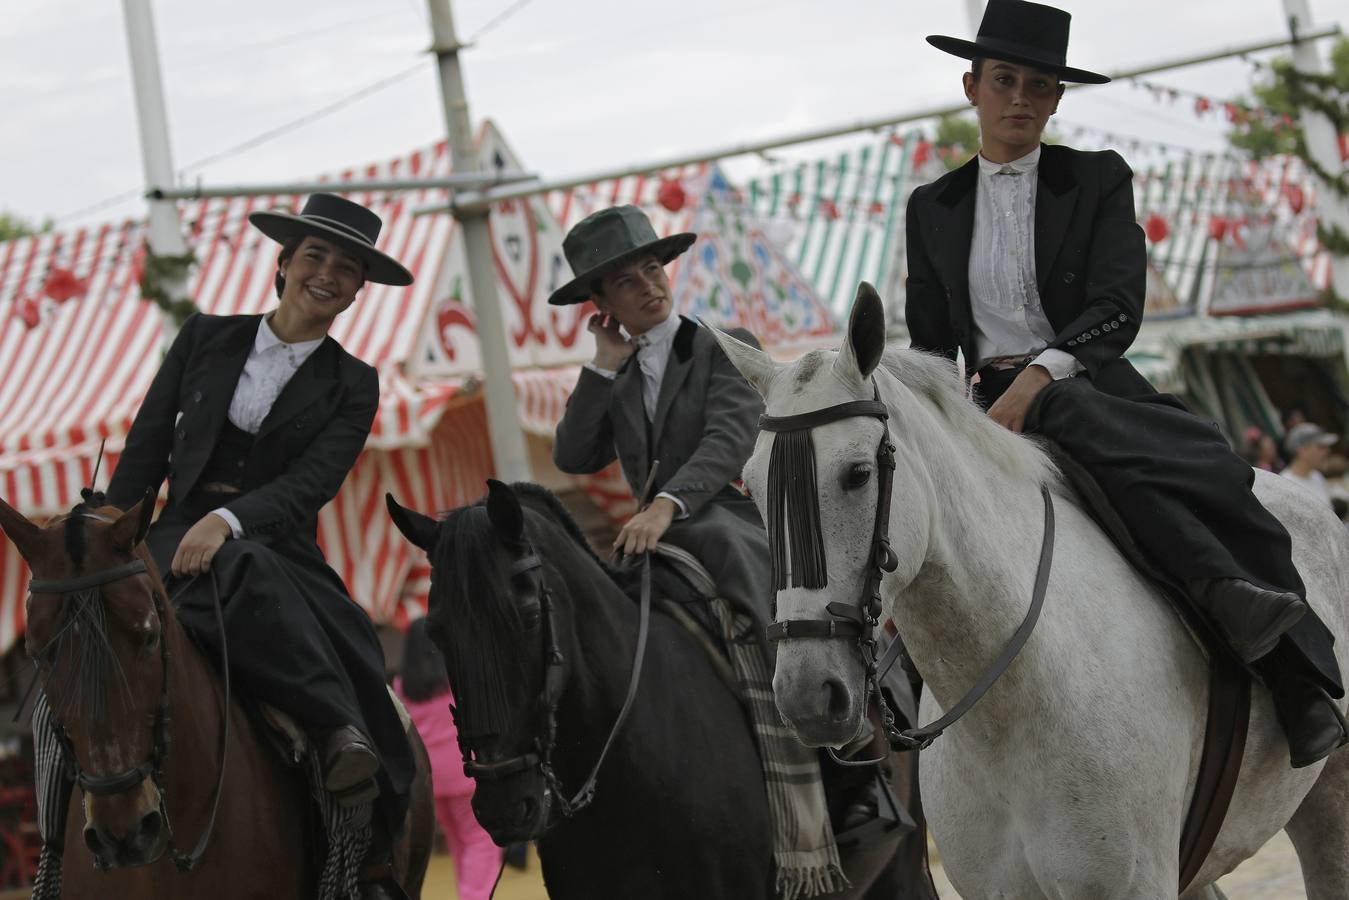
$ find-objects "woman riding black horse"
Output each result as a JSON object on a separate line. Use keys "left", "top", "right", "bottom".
{"left": 42, "top": 193, "right": 417, "bottom": 899}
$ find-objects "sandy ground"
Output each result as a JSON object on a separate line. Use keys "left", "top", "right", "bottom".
{"left": 422, "top": 830, "right": 1307, "bottom": 898}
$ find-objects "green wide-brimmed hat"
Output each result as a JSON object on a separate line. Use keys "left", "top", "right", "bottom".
{"left": 249, "top": 192, "right": 414, "bottom": 286}
{"left": 926, "top": 0, "right": 1110, "bottom": 85}
{"left": 547, "top": 205, "right": 695, "bottom": 306}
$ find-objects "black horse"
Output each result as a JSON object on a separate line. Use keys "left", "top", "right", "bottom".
{"left": 387, "top": 480, "right": 936, "bottom": 899}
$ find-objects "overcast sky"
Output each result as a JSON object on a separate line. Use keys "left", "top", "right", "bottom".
{"left": 5, "top": 0, "right": 1346, "bottom": 229}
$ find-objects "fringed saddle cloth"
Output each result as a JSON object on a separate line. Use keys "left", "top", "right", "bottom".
{"left": 654, "top": 543, "right": 849, "bottom": 899}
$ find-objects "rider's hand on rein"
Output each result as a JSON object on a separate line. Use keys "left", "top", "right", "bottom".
{"left": 988, "top": 364, "right": 1052, "bottom": 434}
{"left": 614, "top": 496, "right": 676, "bottom": 557}
{"left": 171, "top": 513, "right": 232, "bottom": 577}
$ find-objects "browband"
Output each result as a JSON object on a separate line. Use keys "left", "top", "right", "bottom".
{"left": 760, "top": 400, "right": 888, "bottom": 433}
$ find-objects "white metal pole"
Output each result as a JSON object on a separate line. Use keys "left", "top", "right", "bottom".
{"left": 121, "top": 0, "right": 191, "bottom": 340}
{"left": 1281, "top": 0, "right": 1349, "bottom": 296}
{"left": 427, "top": 0, "right": 532, "bottom": 482}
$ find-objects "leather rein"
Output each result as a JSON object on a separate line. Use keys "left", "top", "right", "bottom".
{"left": 30, "top": 556, "right": 231, "bottom": 873}
{"left": 460, "top": 550, "right": 653, "bottom": 822}
{"left": 759, "top": 379, "right": 1056, "bottom": 759}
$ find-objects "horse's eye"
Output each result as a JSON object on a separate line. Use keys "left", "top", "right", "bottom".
{"left": 844, "top": 463, "right": 873, "bottom": 490}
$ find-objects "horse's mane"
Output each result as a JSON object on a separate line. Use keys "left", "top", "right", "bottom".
{"left": 879, "top": 349, "right": 1061, "bottom": 489}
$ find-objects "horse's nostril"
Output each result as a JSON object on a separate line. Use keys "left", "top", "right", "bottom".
{"left": 83, "top": 826, "right": 102, "bottom": 856}
{"left": 520, "top": 796, "right": 537, "bottom": 822}
{"left": 822, "top": 678, "right": 850, "bottom": 721}
{"left": 140, "top": 810, "right": 162, "bottom": 843}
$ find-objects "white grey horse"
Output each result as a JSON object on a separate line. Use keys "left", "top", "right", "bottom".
{"left": 710, "top": 286, "right": 1349, "bottom": 899}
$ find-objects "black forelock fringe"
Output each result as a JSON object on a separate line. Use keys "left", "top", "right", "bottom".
{"left": 766, "top": 430, "right": 828, "bottom": 590}
{"left": 429, "top": 505, "right": 524, "bottom": 740}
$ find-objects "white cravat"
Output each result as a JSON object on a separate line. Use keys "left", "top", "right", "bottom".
{"left": 212, "top": 314, "right": 325, "bottom": 538}
{"left": 969, "top": 146, "right": 1080, "bottom": 379}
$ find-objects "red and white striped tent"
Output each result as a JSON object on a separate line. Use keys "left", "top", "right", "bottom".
{"left": 0, "top": 121, "right": 835, "bottom": 653}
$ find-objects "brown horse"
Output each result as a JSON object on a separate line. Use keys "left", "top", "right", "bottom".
{"left": 0, "top": 494, "right": 435, "bottom": 899}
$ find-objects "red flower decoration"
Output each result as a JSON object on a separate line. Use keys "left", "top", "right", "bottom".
{"left": 656, "top": 179, "right": 687, "bottom": 213}
{"left": 1208, "top": 216, "right": 1228, "bottom": 242}
{"left": 1144, "top": 213, "right": 1170, "bottom": 244}
{"left": 16, "top": 296, "right": 41, "bottom": 329}
{"left": 42, "top": 267, "right": 89, "bottom": 303}
{"left": 1285, "top": 184, "right": 1305, "bottom": 215}
{"left": 1194, "top": 97, "right": 1211, "bottom": 115}
{"left": 819, "top": 199, "right": 840, "bottom": 221}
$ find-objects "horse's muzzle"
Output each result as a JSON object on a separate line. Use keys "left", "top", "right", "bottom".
{"left": 473, "top": 781, "right": 551, "bottom": 845}
{"left": 84, "top": 808, "right": 164, "bottom": 870}
{"left": 776, "top": 674, "right": 868, "bottom": 748}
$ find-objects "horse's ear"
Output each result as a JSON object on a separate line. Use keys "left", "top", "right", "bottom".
{"left": 702, "top": 319, "right": 782, "bottom": 398}
{"left": 485, "top": 479, "right": 525, "bottom": 542}
{"left": 0, "top": 495, "right": 41, "bottom": 563}
{"left": 109, "top": 489, "right": 155, "bottom": 553}
{"left": 834, "top": 282, "right": 887, "bottom": 385}
{"left": 386, "top": 494, "right": 440, "bottom": 554}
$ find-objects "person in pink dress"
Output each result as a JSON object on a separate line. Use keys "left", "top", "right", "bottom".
{"left": 396, "top": 618, "right": 503, "bottom": 899}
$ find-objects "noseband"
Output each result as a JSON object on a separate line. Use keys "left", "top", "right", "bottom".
{"left": 758, "top": 378, "right": 1056, "bottom": 758}
{"left": 30, "top": 551, "right": 231, "bottom": 873}
{"left": 459, "top": 550, "right": 652, "bottom": 823}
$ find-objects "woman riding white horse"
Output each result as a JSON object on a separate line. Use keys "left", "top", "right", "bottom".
{"left": 710, "top": 288, "right": 1349, "bottom": 899}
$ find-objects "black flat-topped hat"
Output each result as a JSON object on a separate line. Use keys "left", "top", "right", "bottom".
{"left": 927, "top": 0, "right": 1110, "bottom": 85}
{"left": 548, "top": 205, "right": 696, "bottom": 306}
{"left": 249, "top": 193, "right": 414, "bottom": 286}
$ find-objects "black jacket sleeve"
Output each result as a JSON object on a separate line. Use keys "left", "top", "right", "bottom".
{"left": 552, "top": 367, "right": 619, "bottom": 475}
{"left": 904, "top": 186, "right": 958, "bottom": 362}
{"left": 105, "top": 313, "right": 200, "bottom": 511}
{"left": 1047, "top": 151, "right": 1146, "bottom": 377}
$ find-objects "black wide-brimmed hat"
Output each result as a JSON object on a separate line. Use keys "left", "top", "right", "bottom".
{"left": 926, "top": 0, "right": 1109, "bottom": 85}
{"left": 547, "top": 205, "right": 695, "bottom": 306}
{"left": 249, "top": 193, "right": 414, "bottom": 286}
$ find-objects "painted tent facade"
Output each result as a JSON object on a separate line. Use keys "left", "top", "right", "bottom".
{"left": 0, "top": 122, "right": 835, "bottom": 652}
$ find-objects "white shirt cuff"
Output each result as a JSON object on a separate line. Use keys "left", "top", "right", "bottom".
{"left": 656, "top": 491, "right": 688, "bottom": 519}
{"left": 212, "top": 507, "right": 243, "bottom": 539}
{"left": 584, "top": 362, "right": 617, "bottom": 380}
{"left": 1032, "top": 349, "right": 1084, "bottom": 381}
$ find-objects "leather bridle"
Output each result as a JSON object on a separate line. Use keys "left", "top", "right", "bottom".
{"left": 759, "top": 379, "right": 1056, "bottom": 760}
{"left": 458, "top": 549, "right": 652, "bottom": 825}
{"left": 30, "top": 553, "right": 231, "bottom": 873}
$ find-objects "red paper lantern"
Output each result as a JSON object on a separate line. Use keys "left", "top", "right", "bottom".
{"left": 1208, "top": 216, "right": 1228, "bottom": 242}
{"left": 911, "top": 140, "right": 932, "bottom": 170}
{"left": 656, "top": 179, "right": 687, "bottom": 213}
{"left": 1144, "top": 213, "right": 1170, "bottom": 244}
{"left": 819, "top": 199, "right": 840, "bottom": 221}
{"left": 1194, "top": 97, "right": 1211, "bottom": 115}
{"left": 869, "top": 200, "right": 886, "bottom": 216}
{"left": 16, "top": 296, "right": 41, "bottom": 329}
{"left": 1285, "top": 184, "right": 1305, "bottom": 215}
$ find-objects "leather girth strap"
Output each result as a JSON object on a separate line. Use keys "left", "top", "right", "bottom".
{"left": 1179, "top": 656, "right": 1250, "bottom": 892}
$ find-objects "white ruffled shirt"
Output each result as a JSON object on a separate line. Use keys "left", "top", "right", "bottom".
{"left": 969, "top": 146, "right": 1081, "bottom": 379}
{"left": 212, "top": 315, "right": 324, "bottom": 537}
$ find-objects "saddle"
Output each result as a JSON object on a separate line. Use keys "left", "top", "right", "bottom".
{"left": 1041, "top": 439, "right": 1250, "bottom": 892}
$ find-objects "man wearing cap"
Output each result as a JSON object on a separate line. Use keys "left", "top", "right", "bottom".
{"left": 549, "top": 205, "right": 771, "bottom": 622}
{"left": 906, "top": 0, "right": 1346, "bottom": 767}
{"left": 1281, "top": 423, "right": 1338, "bottom": 504}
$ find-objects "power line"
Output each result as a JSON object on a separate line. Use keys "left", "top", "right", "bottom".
{"left": 467, "top": 0, "right": 537, "bottom": 43}
{"left": 179, "top": 60, "right": 427, "bottom": 174}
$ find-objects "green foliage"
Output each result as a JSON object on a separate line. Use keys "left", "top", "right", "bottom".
{"left": 0, "top": 212, "right": 53, "bottom": 242}
{"left": 934, "top": 114, "right": 980, "bottom": 170}
{"left": 1228, "top": 38, "right": 1348, "bottom": 164}
{"left": 138, "top": 241, "right": 199, "bottom": 325}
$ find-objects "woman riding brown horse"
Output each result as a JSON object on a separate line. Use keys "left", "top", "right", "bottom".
{"left": 0, "top": 495, "right": 434, "bottom": 898}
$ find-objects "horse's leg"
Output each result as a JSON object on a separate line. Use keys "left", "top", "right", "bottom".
{"left": 1283, "top": 745, "right": 1349, "bottom": 900}
{"left": 393, "top": 724, "right": 436, "bottom": 898}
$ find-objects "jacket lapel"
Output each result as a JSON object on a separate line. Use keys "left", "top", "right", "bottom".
{"left": 612, "top": 355, "right": 649, "bottom": 482}
{"left": 196, "top": 315, "right": 261, "bottom": 443}
{"left": 1034, "top": 146, "right": 1080, "bottom": 294}
{"left": 651, "top": 317, "right": 696, "bottom": 449}
{"left": 256, "top": 337, "right": 341, "bottom": 441}
{"left": 933, "top": 158, "right": 979, "bottom": 342}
